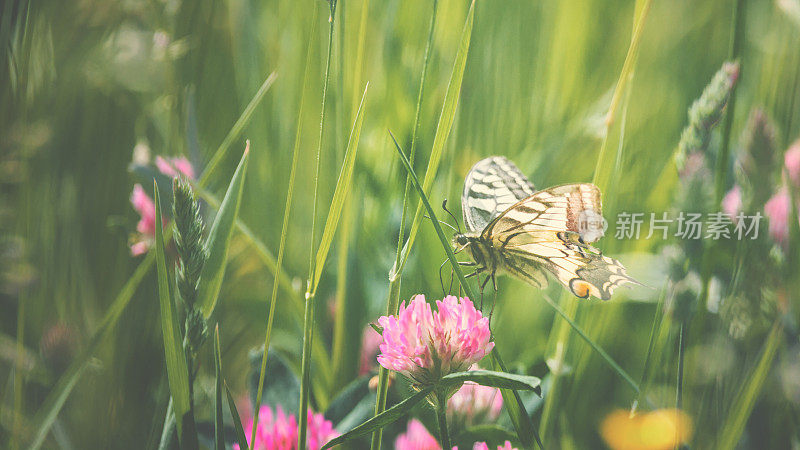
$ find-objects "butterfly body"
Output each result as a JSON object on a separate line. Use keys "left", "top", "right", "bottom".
{"left": 455, "top": 156, "right": 638, "bottom": 300}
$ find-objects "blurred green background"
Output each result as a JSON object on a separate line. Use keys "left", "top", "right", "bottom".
{"left": 2, "top": 0, "right": 799, "bottom": 448}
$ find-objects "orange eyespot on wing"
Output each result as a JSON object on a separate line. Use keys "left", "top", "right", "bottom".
{"left": 569, "top": 279, "right": 592, "bottom": 299}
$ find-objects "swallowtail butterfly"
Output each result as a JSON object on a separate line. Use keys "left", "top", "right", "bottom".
{"left": 453, "top": 156, "right": 638, "bottom": 300}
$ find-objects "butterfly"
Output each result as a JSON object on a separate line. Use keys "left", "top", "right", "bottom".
{"left": 452, "top": 156, "right": 638, "bottom": 300}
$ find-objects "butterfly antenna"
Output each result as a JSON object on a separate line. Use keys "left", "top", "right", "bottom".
{"left": 425, "top": 214, "right": 458, "bottom": 232}
{"left": 442, "top": 199, "right": 462, "bottom": 234}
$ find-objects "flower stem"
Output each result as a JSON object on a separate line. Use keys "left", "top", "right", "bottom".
{"left": 436, "top": 391, "right": 451, "bottom": 450}
{"left": 299, "top": 2, "right": 336, "bottom": 448}
{"left": 371, "top": 2, "right": 438, "bottom": 449}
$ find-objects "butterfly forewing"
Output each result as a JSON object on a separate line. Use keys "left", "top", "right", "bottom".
{"left": 484, "top": 183, "right": 603, "bottom": 243}
{"left": 461, "top": 156, "right": 536, "bottom": 233}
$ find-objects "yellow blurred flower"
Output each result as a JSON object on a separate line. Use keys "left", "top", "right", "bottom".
{"left": 600, "top": 408, "right": 693, "bottom": 450}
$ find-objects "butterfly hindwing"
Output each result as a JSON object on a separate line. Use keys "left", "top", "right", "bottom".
{"left": 461, "top": 156, "right": 536, "bottom": 233}
{"left": 500, "top": 231, "right": 635, "bottom": 300}
{"left": 483, "top": 183, "right": 635, "bottom": 300}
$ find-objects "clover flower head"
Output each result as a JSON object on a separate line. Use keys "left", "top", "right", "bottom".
{"left": 359, "top": 325, "right": 383, "bottom": 375}
{"left": 472, "top": 442, "right": 516, "bottom": 450}
{"left": 721, "top": 185, "right": 742, "bottom": 220}
{"left": 785, "top": 140, "right": 800, "bottom": 188}
{"left": 155, "top": 155, "right": 196, "bottom": 179}
{"left": 764, "top": 188, "right": 799, "bottom": 246}
{"left": 233, "top": 405, "right": 337, "bottom": 450}
{"left": 235, "top": 405, "right": 297, "bottom": 450}
{"left": 448, "top": 371, "right": 503, "bottom": 427}
{"left": 129, "top": 155, "right": 195, "bottom": 256}
{"left": 306, "top": 409, "right": 338, "bottom": 450}
{"left": 129, "top": 184, "right": 159, "bottom": 256}
{"left": 377, "top": 295, "right": 494, "bottom": 385}
{"left": 394, "top": 419, "right": 441, "bottom": 450}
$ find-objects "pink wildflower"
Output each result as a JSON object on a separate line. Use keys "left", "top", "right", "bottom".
{"left": 232, "top": 405, "right": 337, "bottom": 450}
{"left": 306, "top": 409, "right": 339, "bottom": 450}
{"left": 155, "top": 155, "right": 196, "bottom": 179}
{"left": 472, "top": 442, "right": 516, "bottom": 450}
{"left": 129, "top": 184, "right": 160, "bottom": 256}
{"left": 721, "top": 185, "right": 742, "bottom": 220}
{"left": 448, "top": 373, "right": 503, "bottom": 428}
{"left": 129, "top": 155, "right": 195, "bottom": 256}
{"left": 360, "top": 325, "right": 383, "bottom": 375}
{"left": 377, "top": 295, "right": 494, "bottom": 385}
{"left": 785, "top": 140, "right": 800, "bottom": 188}
{"left": 764, "top": 188, "right": 799, "bottom": 245}
{"left": 394, "top": 419, "right": 441, "bottom": 450}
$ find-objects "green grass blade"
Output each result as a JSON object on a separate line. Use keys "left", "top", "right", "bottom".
{"left": 27, "top": 65, "right": 269, "bottom": 450}
{"left": 198, "top": 72, "right": 277, "bottom": 187}
{"left": 371, "top": 2, "right": 439, "bottom": 446}
{"left": 592, "top": 0, "right": 652, "bottom": 190}
{"left": 331, "top": 196, "right": 356, "bottom": 390}
{"left": 718, "top": 321, "right": 783, "bottom": 449}
{"left": 153, "top": 182, "right": 195, "bottom": 447}
{"left": 311, "top": 83, "right": 369, "bottom": 294}
{"left": 300, "top": 3, "right": 336, "bottom": 447}
{"left": 251, "top": 15, "right": 317, "bottom": 445}
{"left": 397, "top": 0, "right": 475, "bottom": 274}
{"left": 390, "top": 133, "right": 541, "bottom": 448}
{"left": 491, "top": 350, "right": 541, "bottom": 449}
{"left": 198, "top": 142, "right": 250, "bottom": 318}
{"left": 322, "top": 386, "right": 434, "bottom": 450}
{"left": 193, "top": 186, "right": 333, "bottom": 395}
{"left": 441, "top": 370, "right": 542, "bottom": 393}
{"left": 192, "top": 187, "right": 304, "bottom": 319}
{"left": 225, "top": 382, "right": 250, "bottom": 450}
{"left": 28, "top": 253, "right": 154, "bottom": 449}
{"left": 389, "top": 133, "right": 476, "bottom": 300}
{"left": 213, "top": 326, "right": 224, "bottom": 450}
{"left": 541, "top": 294, "right": 639, "bottom": 393}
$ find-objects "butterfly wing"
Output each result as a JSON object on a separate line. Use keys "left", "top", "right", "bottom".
{"left": 461, "top": 156, "right": 536, "bottom": 233}
{"left": 486, "top": 184, "right": 635, "bottom": 300}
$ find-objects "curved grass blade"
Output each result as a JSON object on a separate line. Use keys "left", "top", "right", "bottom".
{"left": 311, "top": 83, "right": 369, "bottom": 294}
{"left": 28, "top": 75, "right": 266, "bottom": 448}
{"left": 541, "top": 294, "right": 639, "bottom": 394}
{"left": 198, "top": 142, "right": 250, "bottom": 318}
{"left": 193, "top": 186, "right": 333, "bottom": 399}
{"left": 26, "top": 252, "right": 154, "bottom": 449}
{"left": 442, "top": 370, "right": 541, "bottom": 394}
{"left": 225, "top": 382, "right": 250, "bottom": 450}
{"left": 390, "top": 133, "right": 540, "bottom": 448}
{"left": 321, "top": 386, "right": 434, "bottom": 450}
{"left": 491, "top": 350, "right": 540, "bottom": 449}
{"left": 371, "top": 2, "right": 441, "bottom": 447}
{"left": 214, "top": 326, "right": 224, "bottom": 450}
{"left": 251, "top": 14, "right": 318, "bottom": 447}
{"left": 153, "top": 182, "right": 196, "bottom": 448}
{"left": 397, "top": 0, "right": 475, "bottom": 274}
{"left": 198, "top": 72, "right": 277, "bottom": 186}
{"left": 718, "top": 321, "right": 783, "bottom": 449}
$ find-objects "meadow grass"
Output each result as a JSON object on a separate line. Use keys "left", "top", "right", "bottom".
{"left": 2, "top": 0, "right": 800, "bottom": 448}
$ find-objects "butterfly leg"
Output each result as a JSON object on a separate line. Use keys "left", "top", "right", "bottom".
{"left": 438, "top": 259, "right": 449, "bottom": 297}
{"left": 488, "top": 270, "right": 498, "bottom": 327}
{"left": 479, "top": 274, "right": 493, "bottom": 310}
{"left": 455, "top": 261, "right": 476, "bottom": 296}
{"left": 448, "top": 267, "right": 455, "bottom": 296}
